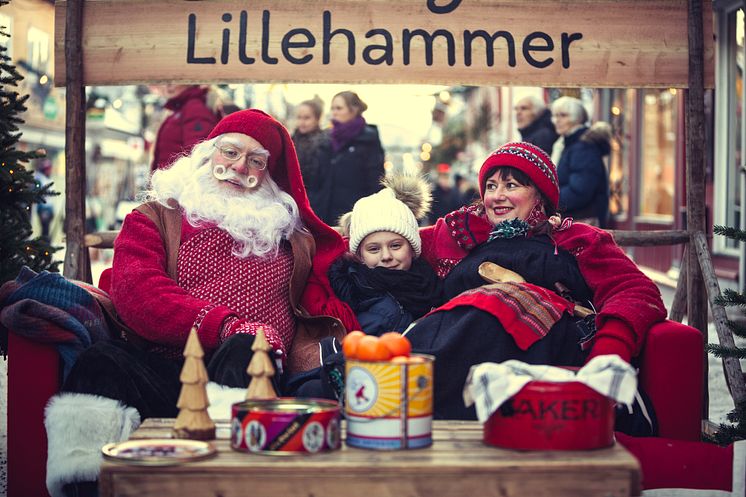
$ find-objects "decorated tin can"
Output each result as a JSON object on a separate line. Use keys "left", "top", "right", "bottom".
{"left": 345, "top": 354, "right": 434, "bottom": 450}
{"left": 484, "top": 381, "right": 615, "bottom": 451}
{"left": 231, "top": 398, "right": 341, "bottom": 454}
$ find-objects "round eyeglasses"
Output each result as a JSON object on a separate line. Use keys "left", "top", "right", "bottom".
{"left": 214, "top": 144, "right": 269, "bottom": 171}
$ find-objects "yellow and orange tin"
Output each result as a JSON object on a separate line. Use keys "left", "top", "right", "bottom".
{"left": 345, "top": 354, "right": 434, "bottom": 450}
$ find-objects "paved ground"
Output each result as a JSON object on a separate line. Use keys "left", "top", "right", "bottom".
{"left": 0, "top": 278, "right": 743, "bottom": 497}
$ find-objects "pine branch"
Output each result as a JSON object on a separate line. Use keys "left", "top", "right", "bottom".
{"left": 714, "top": 288, "right": 746, "bottom": 308}
{"left": 706, "top": 343, "right": 746, "bottom": 360}
{"left": 714, "top": 225, "right": 746, "bottom": 243}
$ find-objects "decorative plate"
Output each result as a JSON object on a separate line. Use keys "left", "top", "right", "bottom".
{"left": 102, "top": 439, "right": 217, "bottom": 465}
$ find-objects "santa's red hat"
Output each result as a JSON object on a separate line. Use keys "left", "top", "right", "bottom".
{"left": 208, "top": 109, "right": 359, "bottom": 330}
{"left": 478, "top": 141, "right": 559, "bottom": 209}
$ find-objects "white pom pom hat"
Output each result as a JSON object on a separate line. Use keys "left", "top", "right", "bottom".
{"left": 348, "top": 188, "right": 422, "bottom": 257}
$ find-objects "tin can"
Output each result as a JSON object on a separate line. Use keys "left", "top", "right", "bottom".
{"left": 231, "top": 398, "right": 341, "bottom": 454}
{"left": 483, "top": 381, "right": 615, "bottom": 451}
{"left": 345, "top": 354, "right": 434, "bottom": 450}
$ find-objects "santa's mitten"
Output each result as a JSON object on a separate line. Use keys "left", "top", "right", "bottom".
{"left": 219, "top": 317, "right": 284, "bottom": 355}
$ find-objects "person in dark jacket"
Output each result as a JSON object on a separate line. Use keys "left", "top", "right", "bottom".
{"left": 288, "top": 175, "right": 441, "bottom": 400}
{"left": 551, "top": 96, "right": 612, "bottom": 227}
{"left": 515, "top": 95, "right": 558, "bottom": 156}
{"left": 292, "top": 97, "right": 327, "bottom": 217}
{"left": 428, "top": 163, "right": 464, "bottom": 225}
{"left": 315, "top": 91, "right": 385, "bottom": 226}
{"left": 408, "top": 141, "right": 666, "bottom": 419}
{"left": 151, "top": 85, "right": 219, "bottom": 172}
{"left": 330, "top": 175, "right": 441, "bottom": 336}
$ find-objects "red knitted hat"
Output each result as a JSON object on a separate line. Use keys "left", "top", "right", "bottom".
{"left": 207, "top": 109, "right": 359, "bottom": 330}
{"left": 478, "top": 141, "right": 559, "bottom": 209}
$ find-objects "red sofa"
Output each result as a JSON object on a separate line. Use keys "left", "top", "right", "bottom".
{"left": 5, "top": 319, "right": 704, "bottom": 497}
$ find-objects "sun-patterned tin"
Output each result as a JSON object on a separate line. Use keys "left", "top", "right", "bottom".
{"left": 345, "top": 354, "right": 434, "bottom": 450}
{"left": 230, "top": 398, "right": 341, "bottom": 455}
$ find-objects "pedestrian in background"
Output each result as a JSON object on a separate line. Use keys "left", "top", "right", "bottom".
{"left": 150, "top": 84, "right": 220, "bottom": 171}
{"left": 315, "top": 91, "right": 385, "bottom": 226}
{"left": 454, "top": 173, "right": 480, "bottom": 206}
{"left": 428, "top": 163, "right": 463, "bottom": 225}
{"left": 515, "top": 95, "right": 558, "bottom": 156}
{"left": 33, "top": 159, "right": 56, "bottom": 241}
{"left": 551, "top": 96, "right": 611, "bottom": 228}
{"left": 292, "top": 96, "right": 327, "bottom": 217}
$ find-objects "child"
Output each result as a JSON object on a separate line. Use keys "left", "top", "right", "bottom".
{"left": 329, "top": 175, "right": 442, "bottom": 336}
{"left": 286, "top": 176, "right": 443, "bottom": 399}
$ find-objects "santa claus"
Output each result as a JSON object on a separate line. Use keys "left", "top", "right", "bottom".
{"left": 44, "top": 109, "right": 360, "bottom": 497}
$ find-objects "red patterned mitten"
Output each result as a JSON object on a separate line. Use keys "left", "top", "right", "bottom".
{"left": 219, "top": 317, "right": 284, "bottom": 356}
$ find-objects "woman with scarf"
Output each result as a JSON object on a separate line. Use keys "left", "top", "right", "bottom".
{"left": 315, "top": 91, "right": 385, "bottom": 226}
{"left": 407, "top": 141, "right": 667, "bottom": 419}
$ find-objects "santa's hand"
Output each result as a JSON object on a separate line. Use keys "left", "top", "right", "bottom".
{"left": 219, "top": 317, "right": 284, "bottom": 354}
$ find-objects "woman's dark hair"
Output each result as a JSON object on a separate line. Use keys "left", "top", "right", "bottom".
{"left": 333, "top": 91, "right": 368, "bottom": 116}
{"left": 480, "top": 166, "right": 557, "bottom": 217}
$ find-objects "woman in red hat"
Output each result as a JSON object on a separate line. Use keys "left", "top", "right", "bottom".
{"left": 406, "top": 141, "right": 667, "bottom": 420}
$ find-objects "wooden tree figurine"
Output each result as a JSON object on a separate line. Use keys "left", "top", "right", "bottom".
{"left": 173, "top": 327, "right": 216, "bottom": 440}
{"left": 246, "top": 326, "right": 278, "bottom": 400}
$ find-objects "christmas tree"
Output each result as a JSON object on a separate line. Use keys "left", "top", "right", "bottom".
{"left": 173, "top": 327, "right": 215, "bottom": 440}
{"left": 0, "top": 0, "right": 60, "bottom": 285}
{"left": 707, "top": 225, "right": 746, "bottom": 444}
{"left": 246, "top": 327, "right": 278, "bottom": 400}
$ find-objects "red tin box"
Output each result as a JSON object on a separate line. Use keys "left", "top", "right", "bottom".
{"left": 483, "top": 381, "right": 615, "bottom": 451}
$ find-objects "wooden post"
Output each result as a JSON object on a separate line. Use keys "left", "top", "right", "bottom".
{"left": 692, "top": 232, "right": 746, "bottom": 404}
{"left": 63, "top": 0, "right": 90, "bottom": 283}
{"left": 686, "top": 0, "right": 709, "bottom": 419}
{"left": 685, "top": 0, "right": 708, "bottom": 334}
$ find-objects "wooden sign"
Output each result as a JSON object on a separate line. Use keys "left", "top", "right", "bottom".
{"left": 54, "top": 0, "right": 714, "bottom": 88}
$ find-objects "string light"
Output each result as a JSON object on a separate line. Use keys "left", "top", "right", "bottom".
{"left": 9, "top": 169, "right": 13, "bottom": 174}
{"left": 44, "top": 251, "right": 49, "bottom": 256}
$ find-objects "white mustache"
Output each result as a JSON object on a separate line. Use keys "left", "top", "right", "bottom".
{"left": 213, "top": 164, "right": 259, "bottom": 189}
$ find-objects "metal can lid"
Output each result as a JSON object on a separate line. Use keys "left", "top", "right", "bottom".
{"left": 234, "top": 397, "right": 340, "bottom": 414}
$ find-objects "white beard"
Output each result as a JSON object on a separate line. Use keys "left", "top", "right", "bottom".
{"left": 145, "top": 149, "right": 300, "bottom": 258}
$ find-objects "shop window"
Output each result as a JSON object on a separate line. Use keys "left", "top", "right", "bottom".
{"left": 608, "top": 89, "right": 635, "bottom": 219}
{"left": 715, "top": 5, "right": 744, "bottom": 253}
{"left": 638, "top": 89, "right": 678, "bottom": 221}
{"left": 27, "top": 26, "right": 49, "bottom": 74}
{"left": 725, "top": 8, "right": 744, "bottom": 248}
{"left": 0, "top": 13, "right": 12, "bottom": 59}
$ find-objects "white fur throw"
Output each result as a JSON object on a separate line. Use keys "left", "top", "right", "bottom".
{"left": 44, "top": 393, "right": 140, "bottom": 497}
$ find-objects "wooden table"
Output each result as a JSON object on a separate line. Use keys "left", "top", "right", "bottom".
{"left": 99, "top": 419, "right": 641, "bottom": 497}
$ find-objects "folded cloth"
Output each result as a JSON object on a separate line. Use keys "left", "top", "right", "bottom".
{"left": 426, "top": 281, "right": 575, "bottom": 350}
{"left": 463, "top": 355, "right": 637, "bottom": 423}
{"left": 0, "top": 266, "right": 115, "bottom": 378}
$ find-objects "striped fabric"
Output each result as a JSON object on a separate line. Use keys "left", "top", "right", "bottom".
{"left": 427, "top": 281, "right": 575, "bottom": 350}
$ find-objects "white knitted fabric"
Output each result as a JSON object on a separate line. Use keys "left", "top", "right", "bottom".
{"left": 349, "top": 188, "right": 421, "bottom": 256}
